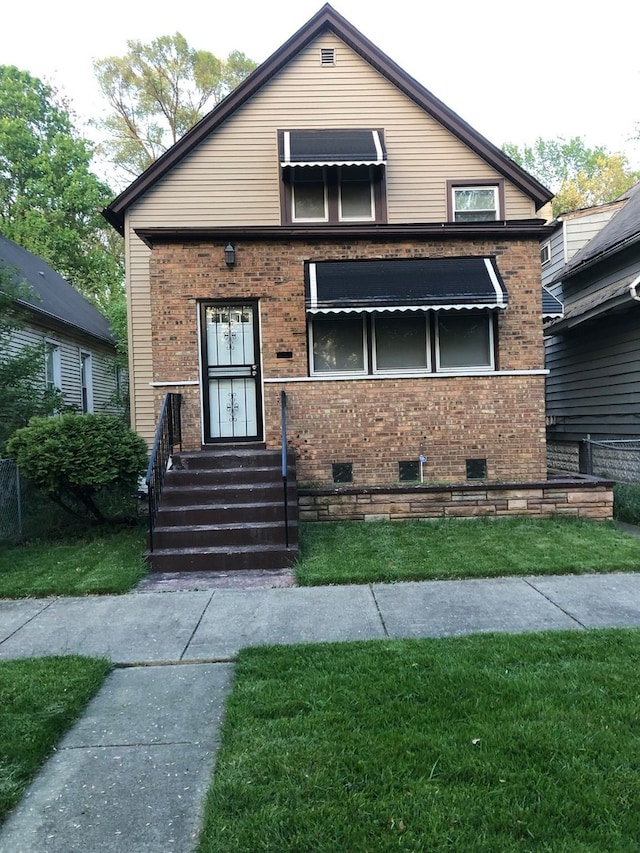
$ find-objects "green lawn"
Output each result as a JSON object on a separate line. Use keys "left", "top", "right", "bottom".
{"left": 296, "top": 517, "right": 640, "bottom": 585}
{"left": 198, "top": 630, "right": 640, "bottom": 852}
{"left": 0, "top": 656, "right": 111, "bottom": 824}
{"left": 0, "top": 525, "right": 146, "bottom": 597}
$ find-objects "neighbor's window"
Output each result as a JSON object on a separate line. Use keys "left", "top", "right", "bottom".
{"left": 373, "top": 314, "right": 429, "bottom": 372}
{"left": 540, "top": 241, "right": 551, "bottom": 265}
{"left": 436, "top": 313, "right": 494, "bottom": 371}
{"left": 310, "top": 314, "right": 367, "bottom": 374}
{"left": 45, "top": 341, "right": 61, "bottom": 391}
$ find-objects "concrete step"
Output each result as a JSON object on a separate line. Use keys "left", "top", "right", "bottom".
{"left": 159, "top": 481, "right": 297, "bottom": 507}
{"left": 147, "top": 544, "right": 298, "bottom": 573}
{"left": 152, "top": 521, "right": 298, "bottom": 550}
{"left": 155, "top": 502, "right": 298, "bottom": 527}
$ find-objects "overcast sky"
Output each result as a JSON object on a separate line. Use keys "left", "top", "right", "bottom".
{"left": 4, "top": 0, "right": 640, "bottom": 179}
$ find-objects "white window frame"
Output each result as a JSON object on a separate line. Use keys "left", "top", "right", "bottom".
{"left": 540, "top": 241, "right": 551, "bottom": 266}
{"left": 308, "top": 314, "right": 368, "bottom": 376}
{"left": 44, "top": 340, "right": 61, "bottom": 391}
{"left": 371, "top": 314, "right": 431, "bottom": 374}
{"left": 338, "top": 166, "right": 375, "bottom": 222}
{"left": 452, "top": 185, "right": 500, "bottom": 222}
{"left": 80, "top": 351, "right": 94, "bottom": 413}
{"left": 434, "top": 313, "right": 495, "bottom": 373}
{"left": 292, "top": 167, "right": 329, "bottom": 222}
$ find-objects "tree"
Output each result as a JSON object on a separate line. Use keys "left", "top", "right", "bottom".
{"left": 0, "top": 66, "right": 123, "bottom": 311}
{"left": 93, "top": 34, "right": 257, "bottom": 179}
{"left": 503, "top": 136, "right": 640, "bottom": 217}
{"left": 0, "top": 265, "right": 65, "bottom": 454}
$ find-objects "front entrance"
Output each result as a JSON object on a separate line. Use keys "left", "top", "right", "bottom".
{"left": 201, "top": 302, "right": 263, "bottom": 442}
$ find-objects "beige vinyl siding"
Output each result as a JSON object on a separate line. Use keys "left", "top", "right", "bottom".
{"left": 126, "top": 32, "right": 537, "bottom": 442}
{"left": 129, "top": 33, "right": 535, "bottom": 228}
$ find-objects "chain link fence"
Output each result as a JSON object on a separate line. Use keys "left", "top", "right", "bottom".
{"left": 0, "top": 458, "right": 71, "bottom": 542}
{"left": 0, "top": 459, "right": 22, "bottom": 541}
{"left": 585, "top": 440, "right": 640, "bottom": 484}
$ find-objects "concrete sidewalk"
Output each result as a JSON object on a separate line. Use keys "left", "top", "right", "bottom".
{"left": 1, "top": 572, "right": 640, "bottom": 851}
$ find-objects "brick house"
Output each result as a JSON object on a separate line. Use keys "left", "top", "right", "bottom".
{"left": 103, "top": 6, "right": 611, "bottom": 569}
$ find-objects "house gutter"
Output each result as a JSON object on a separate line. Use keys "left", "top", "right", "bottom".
{"left": 629, "top": 274, "right": 640, "bottom": 301}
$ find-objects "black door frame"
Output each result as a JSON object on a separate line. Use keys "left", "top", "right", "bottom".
{"left": 199, "top": 300, "right": 263, "bottom": 443}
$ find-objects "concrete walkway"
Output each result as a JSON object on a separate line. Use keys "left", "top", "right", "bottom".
{"left": 1, "top": 572, "right": 640, "bottom": 851}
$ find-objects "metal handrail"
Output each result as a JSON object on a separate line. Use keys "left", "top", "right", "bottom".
{"left": 281, "top": 390, "right": 289, "bottom": 548}
{"left": 146, "top": 393, "right": 182, "bottom": 551}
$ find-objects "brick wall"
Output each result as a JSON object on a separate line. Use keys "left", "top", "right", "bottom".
{"left": 148, "top": 236, "right": 547, "bottom": 485}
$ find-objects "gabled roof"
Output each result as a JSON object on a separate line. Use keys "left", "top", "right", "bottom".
{"left": 103, "top": 3, "right": 552, "bottom": 233}
{"left": 0, "top": 235, "right": 115, "bottom": 345}
{"left": 556, "top": 182, "right": 640, "bottom": 282}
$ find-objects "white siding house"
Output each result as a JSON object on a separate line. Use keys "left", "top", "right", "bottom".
{"left": 1, "top": 235, "right": 125, "bottom": 418}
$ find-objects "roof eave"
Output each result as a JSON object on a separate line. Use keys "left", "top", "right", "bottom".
{"left": 134, "top": 220, "right": 553, "bottom": 248}
{"left": 16, "top": 300, "right": 116, "bottom": 347}
{"left": 102, "top": 4, "right": 553, "bottom": 233}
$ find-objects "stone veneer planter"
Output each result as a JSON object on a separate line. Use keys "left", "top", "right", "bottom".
{"left": 298, "top": 476, "right": 613, "bottom": 523}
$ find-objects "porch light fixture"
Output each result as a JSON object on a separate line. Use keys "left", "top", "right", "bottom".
{"left": 224, "top": 243, "right": 236, "bottom": 267}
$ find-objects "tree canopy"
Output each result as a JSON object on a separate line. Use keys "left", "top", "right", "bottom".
{"left": 0, "top": 65, "right": 123, "bottom": 311}
{"left": 93, "top": 33, "right": 257, "bottom": 179}
{"left": 503, "top": 136, "right": 640, "bottom": 217}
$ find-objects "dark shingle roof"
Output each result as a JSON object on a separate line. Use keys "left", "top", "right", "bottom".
{"left": 0, "top": 235, "right": 115, "bottom": 345}
{"left": 560, "top": 182, "right": 640, "bottom": 280}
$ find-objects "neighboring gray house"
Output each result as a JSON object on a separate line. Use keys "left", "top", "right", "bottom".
{"left": 543, "top": 183, "right": 640, "bottom": 472}
{"left": 1, "top": 235, "right": 124, "bottom": 416}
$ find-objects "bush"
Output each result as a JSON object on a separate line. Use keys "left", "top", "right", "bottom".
{"left": 6, "top": 414, "right": 148, "bottom": 523}
{"left": 613, "top": 483, "right": 640, "bottom": 524}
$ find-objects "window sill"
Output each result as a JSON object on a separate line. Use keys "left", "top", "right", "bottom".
{"left": 264, "top": 369, "right": 549, "bottom": 382}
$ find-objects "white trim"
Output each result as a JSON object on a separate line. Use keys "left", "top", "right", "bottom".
{"left": 150, "top": 380, "right": 199, "bottom": 387}
{"left": 308, "top": 263, "right": 318, "bottom": 310}
{"left": 283, "top": 130, "right": 291, "bottom": 163}
{"left": 372, "top": 130, "right": 384, "bottom": 162}
{"left": 307, "top": 304, "right": 507, "bottom": 314}
{"left": 629, "top": 274, "right": 640, "bottom": 301}
{"left": 80, "top": 350, "right": 94, "bottom": 414}
{"left": 264, "top": 370, "right": 549, "bottom": 383}
{"left": 483, "top": 258, "right": 505, "bottom": 306}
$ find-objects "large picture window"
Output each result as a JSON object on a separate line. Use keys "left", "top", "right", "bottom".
{"left": 309, "top": 312, "right": 494, "bottom": 376}
{"left": 310, "top": 314, "right": 367, "bottom": 374}
{"left": 436, "top": 313, "right": 494, "bottom": 371}
{"left": 373, "top": 315, "right": 429, "bottom": 372}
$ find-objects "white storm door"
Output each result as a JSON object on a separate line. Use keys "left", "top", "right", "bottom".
{"left": 202, "top": 303, "right": 262, "bottom": 442}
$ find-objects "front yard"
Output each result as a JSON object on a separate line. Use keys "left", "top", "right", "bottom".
{"left": 296, "top": 517, "right": 640, "bottom": 586}
{"left": 197, "top": 630, "right": 640, "bottom": 852}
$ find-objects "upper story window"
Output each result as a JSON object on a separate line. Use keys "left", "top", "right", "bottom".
{"left": 280, "top": 129, "right": 387, "bottom": 225}
{"left": 447, "top": 180, "right": 504, "bottom": 222}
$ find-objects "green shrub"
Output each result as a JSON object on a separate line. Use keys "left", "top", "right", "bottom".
{"left": 6, "top": 414, "right": 148, "bottom": 524}
{"left": 613, "top": 482, "right": 640, "bottom": 524}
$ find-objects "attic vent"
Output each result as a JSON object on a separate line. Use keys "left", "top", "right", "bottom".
{"left": 320, "top": 48, "right": 336, "bottom": 66}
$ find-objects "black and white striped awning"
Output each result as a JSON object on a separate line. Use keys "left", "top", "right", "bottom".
{"left": 305, "top": 258, "right": 508, "bottom": 313}
{"left": 280, "top": 129, "right": 386, "bottom": 167}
